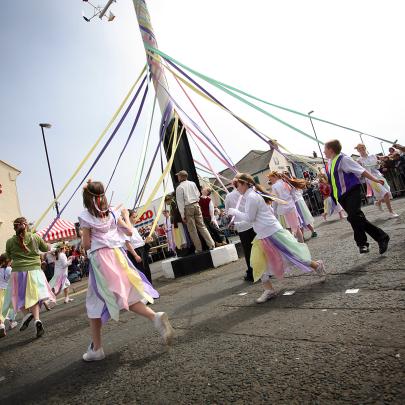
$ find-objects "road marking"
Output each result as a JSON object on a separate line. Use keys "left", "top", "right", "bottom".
{"left": 0, "top": 376, "right": 5, "bottom": 382}
{"left": 237, "top": 292, "right": 248, "bottom": 296}
{"left": 345, "top": 289, "right": 359, "bottom": 294}
{"left": 283, "top": 291, "right": 295, "bottom": 296}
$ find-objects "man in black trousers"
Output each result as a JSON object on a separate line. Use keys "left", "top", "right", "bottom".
{"left": 324, "top": 139, "right": 390, "bottom": 254}
{"left": 125, "top": 209, "right": 153, "bottom": 284}
{"left": 225, "top": 178, "right": 256, "bottom": 282}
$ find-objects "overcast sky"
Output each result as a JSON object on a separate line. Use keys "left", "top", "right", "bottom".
{"left": 1, "top": 0, "right": 404, "bottom": 228}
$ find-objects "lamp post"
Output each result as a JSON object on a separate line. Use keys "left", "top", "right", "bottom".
{"left": 359, "top": 133, "right": 365, "bottom": 144}
{"left": 380, "top": 142, "right": 385, "bottom": 156}
{"left": 308, "top": 110, "right": 327, "bottom": 170}
{"left": 39, "top": 123, "right": 60, "bottom": 215}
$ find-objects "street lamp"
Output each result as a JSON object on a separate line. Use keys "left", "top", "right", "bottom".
{"left": 308, "top": 110, "right": 327, "bottom": 170}
{"left": 39, "top": 123, "right": 60, "bottom": 215}
{"left": 358, "top": 133, "right": 365, "bottom": 145}
{"left": 380, "top": 142, "right": 385, "bottom": 156}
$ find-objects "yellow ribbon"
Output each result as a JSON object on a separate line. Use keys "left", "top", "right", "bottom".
{"left": 135, "top": 113, "right": 185, "bottom": 222}
{"left": 33, "top": 65, "right": 147, "bottom": 231}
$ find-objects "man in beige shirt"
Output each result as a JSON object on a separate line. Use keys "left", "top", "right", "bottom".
{"left": 175, "top": 170, "right": 215, "bottom": 253}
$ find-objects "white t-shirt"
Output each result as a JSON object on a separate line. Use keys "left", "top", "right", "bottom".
{"left": 229, "top": 188, "right": 282, "bottom": 239}
{"left": 0, "top": 266, "right": 12, "bottom": 289}
{"left": 125, "top": 226, "right": 145, "bottom": 249}
{"left": 224, "top": 189, "right": 252, "bottom": 232}
{"left": 78, "top": 209, "right": 125, "bottom": 254}
{"left": 271, "top": 180, "right": 297, "bottom": 215}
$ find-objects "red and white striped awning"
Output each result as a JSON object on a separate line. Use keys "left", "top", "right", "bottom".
{"left": 36, "top": 218, "right": 77, "bottom": 242}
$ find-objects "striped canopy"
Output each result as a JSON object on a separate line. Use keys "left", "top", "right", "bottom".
{"left": 36, "top": 218, "right": 77, "bottom": 242}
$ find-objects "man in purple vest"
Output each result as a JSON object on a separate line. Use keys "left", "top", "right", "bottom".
{"left": 324, "top": 139, "right": 389, "bottom": 254}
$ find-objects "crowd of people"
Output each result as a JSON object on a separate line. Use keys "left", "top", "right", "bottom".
{"left": 0, "top": 138, "right": 398, "bottom": 363}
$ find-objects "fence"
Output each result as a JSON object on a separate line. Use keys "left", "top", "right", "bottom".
{"left": 303, "top": 167, "right": 405, "bottom": 217}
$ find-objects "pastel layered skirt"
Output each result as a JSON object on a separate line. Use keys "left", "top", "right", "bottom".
{"left": 173, "top": 223, "right": 191, "bottom": 249}
{"left": 278, "top": 208, "right": 302, "bottom": 233}
{"left": 1, "top": 269, "right": 56, "bottom": 318}
{"left": 295, "top": 200, "right": 314, "bottom": 228}
{"left": 324, "top": 197, "right": 343, "bottom": 217}
{"left": 49, "top": 270, "right": 70, "bottom": 296}
{"left": 87, "top": 247, "right": 159, "bottom": 324}
{"left": 250, "top": 229, "right": 313, "bottom": 282}
{"left": 366, "top": 178, "right": 391, "bottom": 201}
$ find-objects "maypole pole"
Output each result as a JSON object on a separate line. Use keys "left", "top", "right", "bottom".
{"left": 132, "top": 0, "right": 200, "bottom": 190}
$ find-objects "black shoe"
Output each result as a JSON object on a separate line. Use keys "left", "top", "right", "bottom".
{"left": 378, "top": 235, "right": 390, "bottom": 254}
{"left": 35, "top": 320, "right": 45, "bottom": 338}
{"left": 19, "top": 314, "right": 34, "bottom": 331}
{"left": 311, "top": 232, "right": 318, "bottom": 238}
{"left": 244, "top": 274, "right": 254, "bottom": 282}
{"left": 359, "top": 246, "right": 369, "bottom": 254}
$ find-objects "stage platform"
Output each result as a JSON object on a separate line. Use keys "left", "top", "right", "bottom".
{"left": 161, "top": 242, "right": 243, "bottom": 279}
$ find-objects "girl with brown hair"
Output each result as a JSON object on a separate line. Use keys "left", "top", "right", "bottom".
{"left": 228, "top": 173, "right": 326, "bottom": 303}
{"left": 79, "top": 180, "right": 173, "bottom": 362}
{"left": 267, "top": 171, "right": 305, "bottom": 242}
{"left": 1, "top": 217, "right": 55, "bottom": 338}
{"left": 318, "top": 173, "right": 345, "bottom": 220}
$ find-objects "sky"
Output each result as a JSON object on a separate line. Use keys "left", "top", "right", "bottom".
{"left": 1, "top": 0, "right": 404, "bottom": 229}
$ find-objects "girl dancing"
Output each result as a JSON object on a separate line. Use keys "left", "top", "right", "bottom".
{"left": 355, "top": 143, "right": 398, "bottom": 218}
{"left": 228, "top": 173, "right": 326, "bottom": 304}
{"left": 1, "top": 217, "right": 55, "bottom": 338}
{"left": 49, "top": 245, "right": 74, "bottom": 304}
{"left": 79, "top": 180, "right": 174, "bottom": 362}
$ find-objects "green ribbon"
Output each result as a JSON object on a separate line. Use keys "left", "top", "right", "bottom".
{"left": 145, "top": 45, "right": 395, "bottom": 145}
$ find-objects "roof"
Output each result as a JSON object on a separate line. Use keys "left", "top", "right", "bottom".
{"left": 36, "top": 218, "right": 77, "bottom": 242}
{"left": 212, "top": 149, "right": 274, "bottom": 185}
{"left": 284, "top": 153, "right": 324, "bottom": 165}
{"left": 0, "top": 160, "right": 21, "bottom": 174}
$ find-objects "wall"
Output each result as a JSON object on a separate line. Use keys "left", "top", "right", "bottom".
{"left": 0, "top": 162, "right": 22, "bottom": 251}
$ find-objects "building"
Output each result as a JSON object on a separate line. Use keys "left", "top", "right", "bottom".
{"left": 0, "top": 160, "right": 22, "bottom": 251}
{"left": 208, "top": 149, "right": 324, "bottom": 207}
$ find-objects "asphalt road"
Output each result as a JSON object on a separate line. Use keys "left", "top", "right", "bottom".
{"left": 1, "top": 200, "right": 404, "bottom": 404}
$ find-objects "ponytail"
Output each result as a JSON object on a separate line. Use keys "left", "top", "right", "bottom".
{"left": 13, "top": 217, "right": 29, "bottom": 253}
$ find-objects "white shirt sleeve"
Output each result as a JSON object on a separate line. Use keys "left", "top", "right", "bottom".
{"left": 209, "top": 200, "right": 215, "bottom": 221}
{"left": 232, "top": 194, "right": 258, "bottom": 224}
{"left": 341, "top": 155, "right": 366, "bottom": 178}
{"left": 176, "top": 185, "right": 185, "bottom": 218}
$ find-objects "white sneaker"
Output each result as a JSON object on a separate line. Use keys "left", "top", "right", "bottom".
{"left": 154, "top": 312, "right": 174, "bottom": 345}
{"left": 5, "top": 320, "right": 18, "bottom": 331}
{"left": 64, "top": 298, "right": 74, "bottom": 304}
{"left": 0, "top": 324, "right": 6, "bottom": 338}
{"left": 314, "top": 260, "right": 326, "bottom": 277}
{"left": 256, "top": 289, "right": 277, "bottom": 304}
{"left": 19, "top": 313, "right": 34, "bottom": 331}
{"left": 389, "top": 212, "right": 399, "bottom": 218}
{"left": 374, "top": 201, "right": 383, "bottom": 212}
{"left": 82, "top": 343, "right": 105, "bottom": 362}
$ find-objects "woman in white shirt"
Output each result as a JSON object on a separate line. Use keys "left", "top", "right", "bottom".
{"left": 49, "top": 245, "right": 73, "bottom": 304}
{"left": 228, "top": 173, "right": 325, "bottom": 303}
{"left": 267, "top": 171, "right": 305, "bottom": 242}
{"left": 355, "top": 144, "right": 398, "bottom": 218}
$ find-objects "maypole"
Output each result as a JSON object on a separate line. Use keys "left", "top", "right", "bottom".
{"left": 132, "top": 0, "right": 200, "bottom": 191}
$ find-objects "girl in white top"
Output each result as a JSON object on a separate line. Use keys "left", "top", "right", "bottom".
{"left": 49, "top": 245, "right": 73, "bottom": 304}
{"left": 79, "top": 180, "right": 174, "bottom": 362}
{"left": 355, "top": 144, "right": 398, "bottom": 218}
{"left": 267, "top": 171, "right": 305, "bottom": 243}
{"left": 0, "top": 254, "right": 17, "bottom": 337}
{"left": 228, "top": 173, "right": 326, "bottom": 304}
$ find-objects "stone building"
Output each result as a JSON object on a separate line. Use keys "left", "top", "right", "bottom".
{"left": 208, "top": 148, "right": 324, "bottom": 207}
{"left": 0, "top": 160, "right": 22, "bottom": 251}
